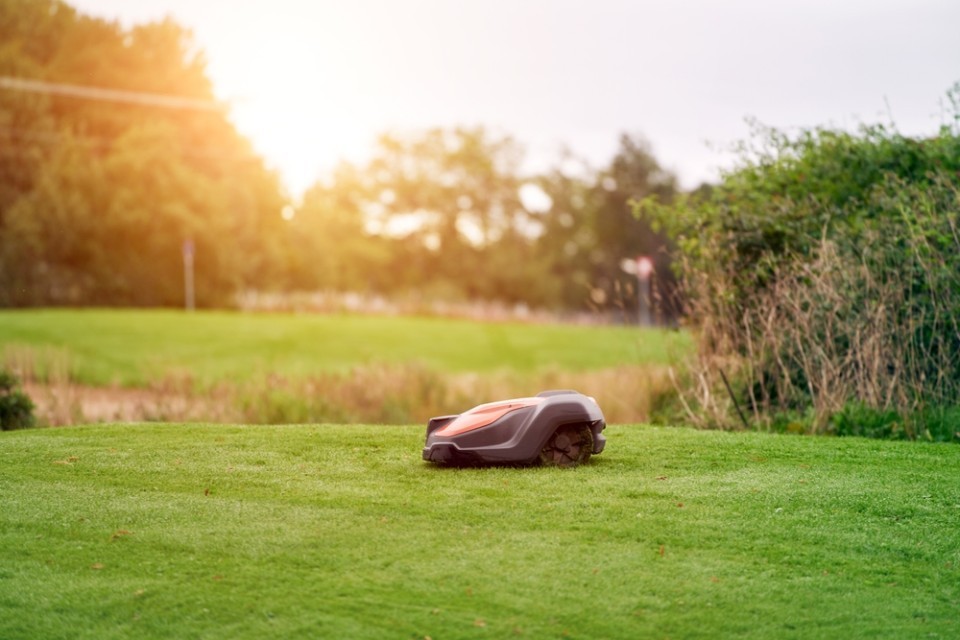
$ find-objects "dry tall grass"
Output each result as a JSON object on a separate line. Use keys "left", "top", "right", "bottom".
{"left": 5, "top": 345, "right": 672, "bottom": 426}
{"left": 669, "top": 178, "right": 960, "bottom": 436}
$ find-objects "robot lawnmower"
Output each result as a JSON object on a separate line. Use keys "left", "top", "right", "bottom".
{"left": 422, "top": 390, "right": 606, "bottom": 467}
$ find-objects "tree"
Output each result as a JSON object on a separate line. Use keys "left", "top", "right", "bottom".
{"left": 0, "top": 1, "right": 288, "bottom": 306}
{"left": 282, "top": 163, "right": 389, "bottom": 292}
{"left": 321, "top": 127, "right": 543, "bottom": 303}
{"left": 537, "top": 135, "right": 678, "bottom": 315}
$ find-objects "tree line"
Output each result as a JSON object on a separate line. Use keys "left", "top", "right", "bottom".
{"left": 0, "top": 0, "right": 677, "bottom": 316}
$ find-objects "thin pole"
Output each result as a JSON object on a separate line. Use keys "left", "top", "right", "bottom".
{"left": 636, "top": 256, "right": 654, "bottom": 326}
{"left": 638, "top": 271, "right": 650, "bottom": 326}
{"left": 183, "top": 239, "right": 195, "bottom": 312}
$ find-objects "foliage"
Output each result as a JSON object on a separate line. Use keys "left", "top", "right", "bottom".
{"left": 639, "top": 92, "right": 960, "bottom": 436}
{"left": 0, "top": 1, "right": 284, "bottom": 306}
{"left": 536, "top": 135, "right": 678, "bottom": 314}
{"left": 830, "top": 403, "right": 906, "bottom": 441}
{"left": 0, "top": 368, "right": 34, "bottom": 429}
{"left": 301, "top": 127, "right": 544, "bottom": 304}
{"left": 279, "top": 164, "right": 390, "bottom": 293}
{"left": 0, "top": 2, "right": 677, "bottom": 313}
{"left": 2, "top": 423, "right": 959, "bottom": 638}
{"left": 289, "top": 130, "right": 679, "bottom": 312}
{"left": 830, "top": 403, "right": 960, "bottom": 442}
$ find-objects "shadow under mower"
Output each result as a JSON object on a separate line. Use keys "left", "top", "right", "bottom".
{"left": 422, "top": 390, "right": 606, "bottom": 467}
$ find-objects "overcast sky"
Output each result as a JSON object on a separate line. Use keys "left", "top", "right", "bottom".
{"left": 70, "top": 0, "right": 960, "bottom": 197}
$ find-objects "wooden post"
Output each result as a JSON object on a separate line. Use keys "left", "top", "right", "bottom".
{"left": 636, "top": 256, "right": 654, "bottom": 326}
{"left": 182, "top": 239, "right": 195, "bottom": 312}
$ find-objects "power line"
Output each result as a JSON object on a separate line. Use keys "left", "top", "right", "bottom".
{"left": 0, "top": 125, "right": 263, "bottom": 163}
{"left": 0, "top": 76, "right": 225, "bottom": 112}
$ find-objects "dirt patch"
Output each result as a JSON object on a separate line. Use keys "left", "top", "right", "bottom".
{"left": 24, "top": 382, "right": 231, "bottom": 425}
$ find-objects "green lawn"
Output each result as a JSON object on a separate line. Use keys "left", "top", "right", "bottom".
{"left": 0, "top": 309, "right": 687, "bottom": 386}
{"left": 1, "top": 424, "right": 957, "bottom": 639}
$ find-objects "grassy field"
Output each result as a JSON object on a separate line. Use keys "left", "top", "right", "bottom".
{"left": 0, "top": 309, "right": 688, "bottom": 386}
{"left": 1, "top": 308, "right": 689, "bottom": 425}
{"left": 1, "top": 423, "right": 957, "bottom": 639}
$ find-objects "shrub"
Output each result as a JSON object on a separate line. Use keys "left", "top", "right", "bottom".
{"left": 0, "top": 370, "right": 36, "bottom": 430}
{"left": 638, "top": 85, "right": 960, "bottom": 437}
{"left": 831, "top": 403, "right": 906, "bottom": 440}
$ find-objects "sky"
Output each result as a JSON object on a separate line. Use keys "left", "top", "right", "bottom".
{"left": 70, "top": 0, "right": 960, "bottom": 198}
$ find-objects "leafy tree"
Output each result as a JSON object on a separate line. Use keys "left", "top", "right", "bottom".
{"left": 282, "top": 164, "right": 389, "bottom": 292}
{"left": 537, "top": 135, "right": 677, "bottom": 314}
{"left": 0, "top": 1, "right": 287, "bottom": 306}
{"left": 0, "top": 2, "right": 683, "bottom": 314}
{"left": 327, "top": 127, "right": 543, "bottom": 303}
{"left": 283, "top": 128, "right": 679, "bottom": 312}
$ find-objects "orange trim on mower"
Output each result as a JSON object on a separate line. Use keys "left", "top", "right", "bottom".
{"left": 435, "top": 397, "right": 544, "bottom": 436}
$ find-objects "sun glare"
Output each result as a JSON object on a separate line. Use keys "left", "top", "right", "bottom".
{"left": 210, "top": 7, "right": 389, "bottom": 196}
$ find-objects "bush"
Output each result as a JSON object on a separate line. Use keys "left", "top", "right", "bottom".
{"left": 831, "top": 403, "right": 906, "bottom": 440}
{"left": 639, "top": 85, "right": 960, "bottom": 438}
{"left": 0, "top": 370, "right": 36, "bottom": 430}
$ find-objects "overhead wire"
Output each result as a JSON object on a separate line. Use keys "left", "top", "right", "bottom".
{"left": 0, "top": 76, "right": 262, "bottom": 163}
{"left": 0, "top": 76, "right": 226, "bottom": 112}
{"left": 0, "top": 124, "right": 263, "bottom": 162}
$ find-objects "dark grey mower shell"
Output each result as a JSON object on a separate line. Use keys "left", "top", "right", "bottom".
{"left": 422, "top": 390, "right": 606, "bottom": 466}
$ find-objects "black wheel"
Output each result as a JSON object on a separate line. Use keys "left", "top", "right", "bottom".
{"left": 540, "top": 424, "right": 593, "bottom": 467}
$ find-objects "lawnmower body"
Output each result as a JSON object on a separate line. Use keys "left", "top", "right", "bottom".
{"left": 422, "top": 390, "right": 606, "bottom": 467}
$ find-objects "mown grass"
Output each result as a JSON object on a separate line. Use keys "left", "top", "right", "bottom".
{"left": 0, "top": 309, "right": 688, "bottom": 386}
{"left": 1, "top": 424, "right": 958, "bottom": 638}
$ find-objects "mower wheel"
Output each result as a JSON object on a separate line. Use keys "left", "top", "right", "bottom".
{"left": 540, "top": 423, "right": 593, "bottom": 467}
